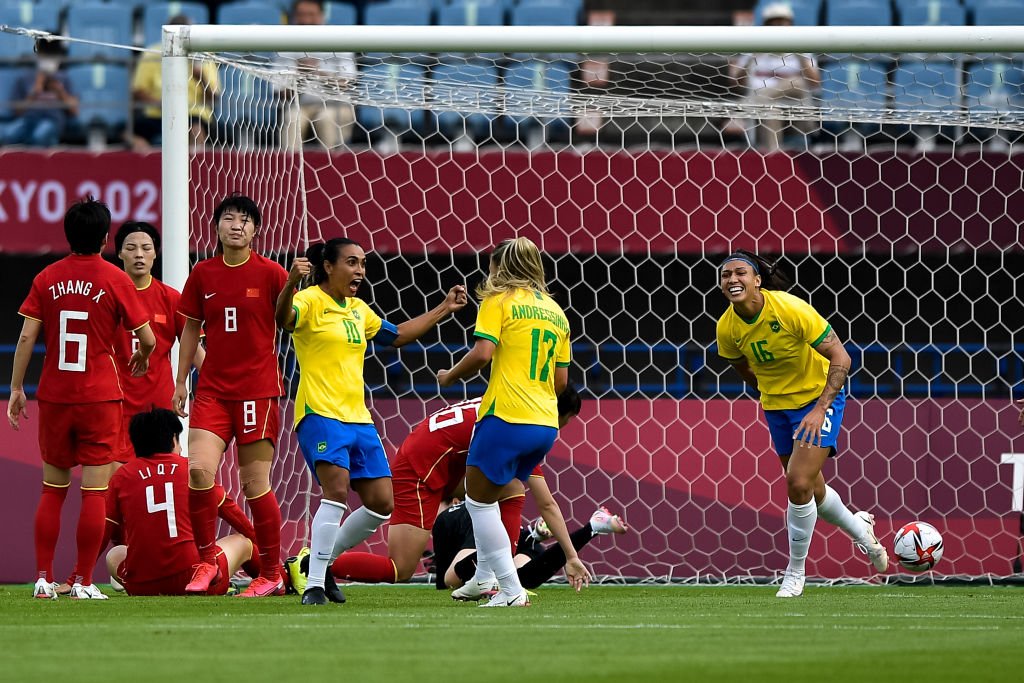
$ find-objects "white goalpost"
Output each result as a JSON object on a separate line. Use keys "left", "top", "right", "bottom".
{"left": 162, "top": 24, "right": 1024, "bottom": 584}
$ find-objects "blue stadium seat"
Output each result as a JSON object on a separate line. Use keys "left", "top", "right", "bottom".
{"left": 892, "top": 60, "right": 960, "bottom": 111}
{"left": 0, "top": 66, "right": 29, "bottom": 118}
{"left": 898, "top": 0, "right": 966, "bottom": 25}
{"left": 66, "top": 4, "right": 134, "bottom": 60}
{"left": 215, "top": 62, "right": 278, "bottom": 144}
{"left": 356, "top": 62, "right": 428, "bottom": 136}
{"left": 66, "top": 63, "right": 130, "bottom": 131}
{"left": 216, "top": 1, "right": 284, "bottom": 25}
{"left": 432, "top": 60, "right": 498, "bottom": 141}
{"left": 517, "top": 0, "right": 583, "bottom": 13}
{"left": 0, "top": 0, "right": 61, "bottom": 32}
{"left": 753, "top": 0, "right": 822, "bottom": 26}
{"left": 510, "top": 3, "right": 578, "bottom": 26}
{"left": 502, "top": 59, "right": 571, "bottom": 143}
{"left": 965, "top": 61, "right": 1024, "bottom": 112}
{"left": 364, "top": 1, "right": 432, "bottom": 25}
{"left": 438, "top": 1, "right": 505, "bottom": 26}
{"left": 142, "top": 2, "right": 210, "bottom": 47}
{"left": 0, "top": 8, "right": 38, "bottom": 60}
{"left": 820, "top": 60, "right": 889, "bottom": 110}
{"left": 323, "top": 1, "right": 357, "bottom": 25}
{"left": 825, "top": 0, "right": 893, "bottom": 25}
{"left": 973, "top": 1, "right": 1024, "bottom": 26}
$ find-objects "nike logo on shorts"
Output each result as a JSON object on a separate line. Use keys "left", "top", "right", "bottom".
{"left": 243, "top": 427, "right": 257, "bottom": 434}
{"left": 205, "top": 293, "right": 217, "bottom": 299}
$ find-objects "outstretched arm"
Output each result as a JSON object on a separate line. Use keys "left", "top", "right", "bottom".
{"left": 529, "top": 476, "right": 590, "bottom": 592}
{"left": 437, "top": 338, "right": 494, "bottom": 387}
{"left": 392, "top": 285, "right": 467, "bottom": 348}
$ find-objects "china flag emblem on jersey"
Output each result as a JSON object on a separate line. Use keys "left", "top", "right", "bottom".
{"left": 246, "top": 288, "right": 260, "bottom": 298}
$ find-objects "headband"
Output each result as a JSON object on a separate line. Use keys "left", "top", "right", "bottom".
{"left": 721, "top": 254, "right": 760, "bottom": 274}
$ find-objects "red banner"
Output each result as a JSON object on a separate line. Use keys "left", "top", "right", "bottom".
{"left": 2, "top": 149, "right": 1021, "bottom": 255}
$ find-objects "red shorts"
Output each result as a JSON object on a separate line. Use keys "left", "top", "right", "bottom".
{"left": 390, "top": 454, "right": 444, "bottom": 530}
{"left": 38, "top": 400, "right": 122, "bottom": 469}
{"left": 190, "top": 394, "right": 279, "bottom": 446}
{"left": 115, "top": 410, "right": 135, "bottom": 463}
{"left": 117, "top": 552, "right": 230, "bottom": 596}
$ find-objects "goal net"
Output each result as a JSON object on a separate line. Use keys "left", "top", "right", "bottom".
{"left": 172, "top": 26, "right": 1024, "bottom": 584}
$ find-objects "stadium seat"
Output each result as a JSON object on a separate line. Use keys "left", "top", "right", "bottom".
{"left": 819, "top": 60, "right": 889, "bottom": 110}
{"left": 510, "top": 3, "right": 578, "bottom": 26}
{"left": 753, "top": 0, "right": 822, "bottom": 26}
{"left": 66, "top": 62, "right": 131, "bottom": 132}
{"left": 66, "top": 4, "right": 134, "bottom": 60}
{"left": 518, "top": 0, "right": 583, "bottom": 13}
{"left": 0, "top": 66, "right": 29, "bottom": 118}
{"left": 0, "top": 8, "right": 38, "bottom": 60}
{"left": 438, "top": 1, "right": 505, "bottom": 27}
{"left": 502, "top": 59, "right": 572, "bottom": 145}
{"left": 216, "top": 1, "right": 284, "bottom": 26}
{"left": 215, "top": 62, "right": 279, "bottom": 146}
{"left": 825, "top": 0, "right": 893, "bottom": 25}
{"left": 355, "top": 62, "right": 428, "bottom": 137}
{"left": 965, "top": 61, "right": 1024, "bottom": 112}
{"left": 972, "top": 1, "right": 1024, "bottom": 26}
{"left": 364, "top": 1, "right": 432, "bottom": 26}
{"left": 142, "top": 2, "right": 210, "bottom": 47}
{"left": 323, "top": 1, "right": 357, "bottom": 25}
{"left": 898, "top": 0, "right": 966, "bottom": 25}
{"left": 432, "top": 60, "right": 499, "bottom": 142}
{"left": 892, "top": 59, "right": 960, "bottom": 111}
{"left": 0, "top": 0, "right": 61, "bottom": 33}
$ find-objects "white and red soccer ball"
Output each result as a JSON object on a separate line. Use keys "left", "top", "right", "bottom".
{"left": 893, "top": 521, "right": 944, "bottom": 572}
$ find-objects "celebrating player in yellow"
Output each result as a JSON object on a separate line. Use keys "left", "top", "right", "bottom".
{"left": 438, "top": 237, "right": 589, "bottom": 607}
{"left": 276, "top": 237, "right": 467, "bottom": 605}
{"left": 716, "top": 250, "right": 887, "bottom": 598}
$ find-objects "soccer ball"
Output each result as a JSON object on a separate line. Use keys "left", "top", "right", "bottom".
{"left": 893, "top": 522, "right": 944, "bottom": 572}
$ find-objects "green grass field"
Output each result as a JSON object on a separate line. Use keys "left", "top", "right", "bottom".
{"left": 1, "top": 584, "right": 1020, "bottom": 683}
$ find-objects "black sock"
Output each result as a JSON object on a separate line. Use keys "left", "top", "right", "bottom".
{"left": 454, "top": 553, "right": 478, "bottom": 583}
{"left": 517, "top": 524, "right": 594, "bottom": 589}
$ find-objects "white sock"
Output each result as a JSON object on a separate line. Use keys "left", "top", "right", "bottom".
{"left": 465, "top": 495, "right": 522, "bottom": 596}
{"left": 816, "top": 485, "right": 869, "bottom": 544}
{"left": 308, "top": 499, "right": 346, "bottom": 590}
{"left": 786, "top": 500, "right": 817, "bottom": 573}
{"left": 331, "top": 505, "right": 390, "bottom": 558}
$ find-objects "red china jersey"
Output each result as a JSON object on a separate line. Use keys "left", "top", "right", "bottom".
{"left": 106, "top": 452, "right": 198, "bottom": 581}
{"left": 177, "top": 252, "right": 287, "bottom": 399}
{"left": 113, "top": 277, "right": 184, "bottom": 415}
{"left": 398, "top": 398, "right": 542, "bottom": 492}
{"left": 19, "top": 254, "right": 149, "bottom": 404}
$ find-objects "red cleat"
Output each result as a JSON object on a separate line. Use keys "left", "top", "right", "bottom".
{"left": 185, "top": 562, "right": 220, "bottom": 594}
{"left": 236, "top": 576, "right": 285, "bottom": 598}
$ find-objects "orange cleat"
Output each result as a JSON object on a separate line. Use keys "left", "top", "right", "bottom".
{"left": 236, "top": 575, "right": 285, "bottom": 598}
{"left": 185, "top": 562, "right": 220, "bottom": 594}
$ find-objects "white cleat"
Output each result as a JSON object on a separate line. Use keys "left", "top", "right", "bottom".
{"left": 854, "top": 511, "right": 889, "bottom": 573}
{"left": 69, "top": 582, "right": 109, "bottom": 600}
{"left": 33, "top": 578, "right": 58, "bottom": 600}
{"left": 451, "top": 578, "right": 500, "bottom": 602}
{"left": 109, "top": 575, "right": 125, "bottom": 593}
{"left": 479, "top": 590, "right": 530, "bottom": 608}
{"left": 775, "top": 569, "right": 805, "bottom": 598}
{"left": 528, "top": 517, "right": 552, "bottom": 542}
{"left": 590, "top": 506, "right": 629, "bottom": 535}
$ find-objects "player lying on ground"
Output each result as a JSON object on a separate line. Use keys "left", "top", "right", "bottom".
{"left": 105, "top": 408, "right": 255, "bottom": 596}
{"left": 285, "top": 386, "right": 583, "bottom": 594}
{"left": 715, "top": 250, "right": 887, "bottom": 598}
{"left": 435, "top": 502, "right": 627, "bottom": 594}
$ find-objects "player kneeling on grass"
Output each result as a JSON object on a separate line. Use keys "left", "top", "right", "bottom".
{"left": 105, "top": 408, "right": 254, "bottom": 596}
{"left": 436, "top": 501, "right": 627, "bottom": 596}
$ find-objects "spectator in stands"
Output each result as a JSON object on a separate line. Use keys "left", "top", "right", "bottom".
{"left": 729, "top": 3, "right": 819, "bottom": 151}
{"left": 1, "top": 38, "right": 77, "bottom": 147}
{"left": 130, "top": 14, "right": 219, "bottom": 152}
{"left": 275, "top": 0, "right": 356, "bottom": 150}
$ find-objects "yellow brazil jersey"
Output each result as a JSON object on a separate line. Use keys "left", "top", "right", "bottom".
{"left": 291, "top": 287, "right": 383, "bottom": 426}
{"left": 474, "top": 288, "right": 571, "bottom": 429}
{"left": 133, "top": 46, "right": 220, "bottom": 122}
{"left": 716, "top": 289, "right": 832, "bottom": 411}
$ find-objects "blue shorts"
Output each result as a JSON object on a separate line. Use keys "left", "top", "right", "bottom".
{"left": 764, "top": 389, "right": 846, "bottom": 457}
{"left": 296, "top": 415, "right": 391, "bottom": 483}
{"left": 466, "top": 416, "right": 558, "bottom": 486}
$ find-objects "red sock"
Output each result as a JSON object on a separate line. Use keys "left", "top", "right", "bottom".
{"left": 247, "top": 489, "right": 281, "bottom": 581}
{"left": 332, "top": 552, "right": 397, "bottom": 583}
{"left": 34, "top": 483, "right": 69, "bottom": 581}
{"left": 214, "top": 484, "right": 257, "bottom": 542}
{"left": 189, "top": 485, "right": 220, "bottom": 564}
{"left": 499, "top": 495, "right": 526, "bottom": 554}
{"left": 76, "top": 488, "right": 107, "bottom": 585}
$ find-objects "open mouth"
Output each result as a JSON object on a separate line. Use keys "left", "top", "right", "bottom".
{"left": 350, "top": 279, "right": 362, "bottom": 293}
{"left": 727, "top": 285, "right": 744, "bottom": 296}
